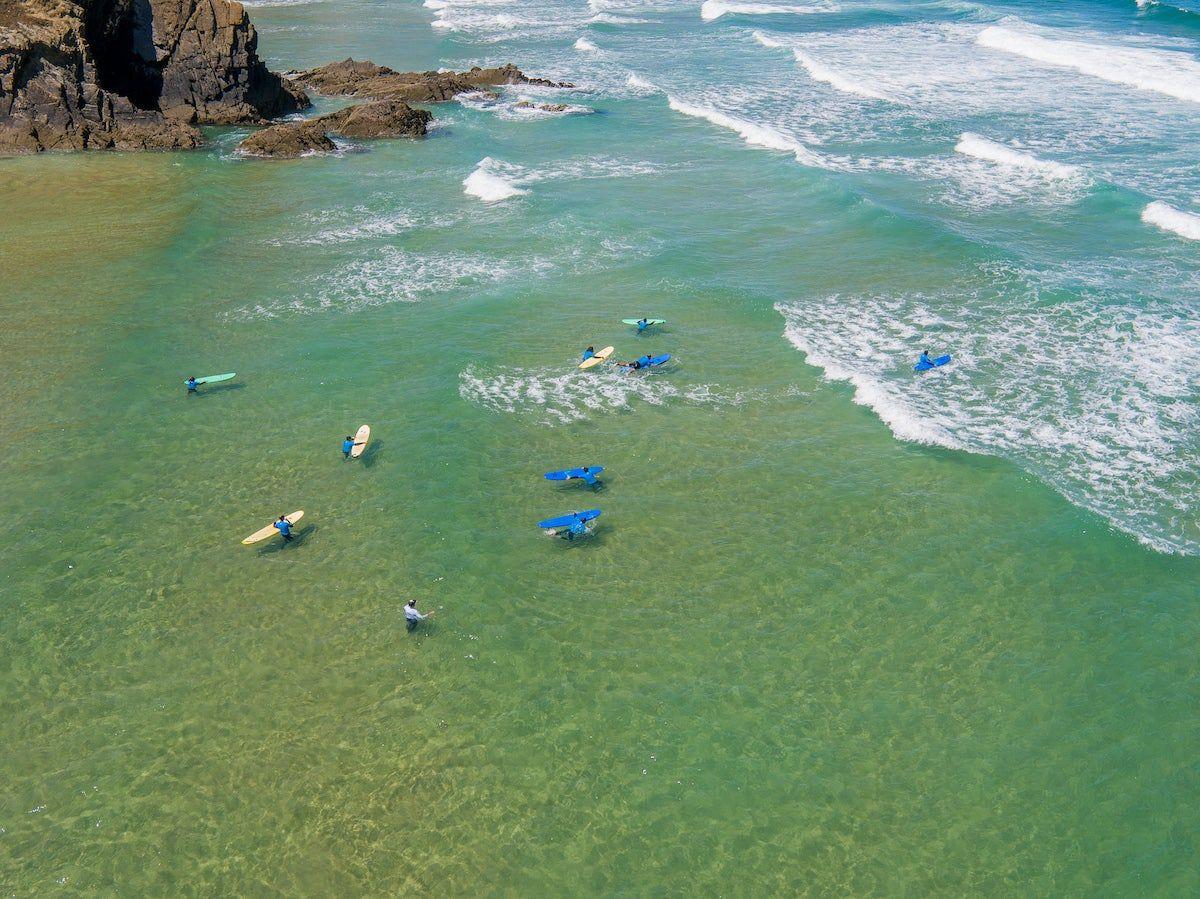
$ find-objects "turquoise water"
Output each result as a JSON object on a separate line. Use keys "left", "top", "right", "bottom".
{"left": 2, "top": 0, "right": 1200, "bottom": 893}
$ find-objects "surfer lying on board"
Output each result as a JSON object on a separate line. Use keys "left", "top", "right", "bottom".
{"left": 405, "top": 598, "right": 435, "bottom": 632}
{"left": 582, "top": 346, "right": 596, "bottom": 362}
{"left": 573, "top": 466, "right": 600, "bottom": 488}
{"left": 273, "top": 515, "right": 294, "bottom": 542}
{"left": 615, "top": 355, "right": 651, "bottom": 370}
{"left": 342, "top": 435, "right": 365, "bottom": 459}
{"left": 564, "top": 514, "right": 592, "bottom": 540}
{"left": 186, "top": 376, "right": 199, "bottom": 394}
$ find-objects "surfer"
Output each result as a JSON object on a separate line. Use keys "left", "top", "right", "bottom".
{"left": 342, "top": 435, "right": 363, "bottom": 459}
{"left": 186, "top": 376, "right": 199, "bottom": 394}
{"left": 405, "top": 598, "right": 435, "bottom": 632}
{"left": 273, "top": 515, "right": 294, "bottom": 542}
{"left": 576, "top": 466, "right": 600, "bottom": 488}
{"left": 565, "top": 514, "right": 591, "bottom": 541}
{"left": 918, "top": 350, "right": 932, "bottom": 367}
{"left": 582, "top": 346, "right": 596, "bottom": 362}
{"left": 637, "top": 318, "right": 649, "bottom": 333}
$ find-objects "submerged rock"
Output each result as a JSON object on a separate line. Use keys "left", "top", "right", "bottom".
{"left": 292, "top": 59, "right": 572, "bottom": 104}
{"left": 0, "top": 0, "right": 309, "bottom": 153}
{"left": 515, "top": 101, "right": 570, "bottom": 113}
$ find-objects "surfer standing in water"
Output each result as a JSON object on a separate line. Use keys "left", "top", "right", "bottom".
{"left": 186, "top": 376, "right": 199, "bottom": 394}
{"left": 273, "top": 515, "right": 294, "bottom": 542}
{"left": 582, "top": 346, "right": 596, "bottom": 362}
{"left": 405, "top": 598, "right": 435, "bottom": 632}
{"left": 637, "top": 318, "right": 649, "bottom": 333}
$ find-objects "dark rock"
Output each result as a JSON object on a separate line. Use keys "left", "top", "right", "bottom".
{"left": 515, "top": 100, "right": 569, "bottom": 112}
{"left": 237, "top": 119, "right": 334, "bottom": 158}
{"left": 0, "top": 0, "right": 309, "bottom": 153}
{"left": 292, "top": 58, "right": 572, "bottom": 104}
{"left": 318, "top": 99, "right": 431, "bottom": 139}
{"left": 236, "top": 98, "right": 431, "bottom": 157}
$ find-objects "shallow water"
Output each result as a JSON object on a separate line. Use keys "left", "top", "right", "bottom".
{"left": 2, "top": 0, "right": 1199, "bottom": 893}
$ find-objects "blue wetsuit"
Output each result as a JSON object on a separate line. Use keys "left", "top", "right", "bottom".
{"left": 581, "top": 469, "right": 597, "bottom": 486}
{"left": 637, "top": 320, "right": 648, "bottom": 333}
{"left": 567, "top": 517, "right": 588, "bottom": 539}
{"left": 186, "top": 378, "right": 199, "bottom": 393}
{"left": 918, "top": 353, "right": 932, "bottom": 367}
{"left": 274, "top": 519, "right": 293, "bottom": 541}
{"left": 582, "top": 349, "right": 595, "bottom": 361}
{"left": 342, "top": 439, "right": 355, "bottom": 457}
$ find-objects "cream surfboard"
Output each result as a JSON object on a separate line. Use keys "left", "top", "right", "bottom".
{"left": 242, "top": 511, "right": 304, "bottom": 545}
{"left": 579, "top": 346, "right": 614, "bottom": 370}
{"left": 350, "top": 424, "right": 370, "bottom": 458}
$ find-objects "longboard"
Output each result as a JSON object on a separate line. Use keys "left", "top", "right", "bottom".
{"left": 242, "top": 510, "right": 304, "bottom": 545}
{"left": 622, "top": 319, "right": 666, "bottom": 326}
{"left": 545, "top": 466, "right": 603, "bottom": 481}
{"left": 914, "top": 354, "right": 952, "bottom": 372}
{"left": 579, "top": 346, "right": 614, "bottom": 370}
{"left": 537, "top": 509, "right": 601, "bottom": 530}
{"left": 186, "top": 372, "right": 236, "bottom": 385}
{"left": 625, "top": 354, "right": 671, "bottom": 370}
{"left": 350, "top": 424, "right": 370, "bottom": 458}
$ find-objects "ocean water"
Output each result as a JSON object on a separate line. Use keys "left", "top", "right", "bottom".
{"left": 2, "top": 0, "right": 1199, "bottom": 893}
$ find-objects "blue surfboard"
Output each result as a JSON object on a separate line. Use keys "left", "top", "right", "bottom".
{"left": 647, "top": 354, "right": 671, "bottom": 367}
{"left": 914, "top": 354, "right": 951, "bottom": 372}
{"left": 538, "top": 509, "right": 601, "bottom": 530}
{"left": 545, "top": 466, "right": 604, "bottom": 481}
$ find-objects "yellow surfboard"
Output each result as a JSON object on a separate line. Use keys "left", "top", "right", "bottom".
{"left": 579, "top": 346, "right": 614, "bottom": 370}
{"left": 350, "top": 424, "right": 370, "bottom": 458}
{"left": 242, "top": 510, "right": 304, "bottom": 545}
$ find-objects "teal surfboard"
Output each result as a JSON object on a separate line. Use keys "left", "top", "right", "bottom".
{"left": 622, "top": 318, "right": 666, "bottom": 326}
{"left": 186, "top": 372, "right": 236, "bottom": 385}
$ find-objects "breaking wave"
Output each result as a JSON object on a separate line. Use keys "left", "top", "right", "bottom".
{"left": 976, "top": 24, "right": 1200, "bottom": 104}
{"left": 1142, "top": 201, "right": 1200, "bottom": 241}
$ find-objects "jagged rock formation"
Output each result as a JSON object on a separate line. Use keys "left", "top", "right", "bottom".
{"left": 292, "top": 59, "right": 572, "bottom": 104}
{"left": 237, "top": 98, "right": 431, "bottom": 157}
{"left": 0, "top": 0, "right": 307, "bottom": 152}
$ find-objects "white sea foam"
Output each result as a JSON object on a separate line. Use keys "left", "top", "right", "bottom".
{"left": 574, "top": 36, "right": 600, "bottom": 52}
{"left": 776, "top": 270, "right": 1200, "bottom": 555}
{"left": 587, "top": 12, "right": 654, "bottom": 23}
{"left": 230, "top": 248, "right": 520, "bottom": 320}
{"left": 459, "top": 364, "right": 746, "bottom": 425}
{"left": 752, "top": 31, "right": 891, "bottom": 100}
{"left": 701, "top": 0, "right": 834, "bottom": 20}
{"left": 977, "top": 24, "right": 1200, "bottom": 104}
{"left": 666, "top": 95, "right": 827, "bottom": 166}
{"left": 954, "top": 133, "right": 1083, "bottom": 179}
{"left": 625, "top": 73, "right": 658, "bottom": 94}
{"left": 456, "top": 90, "right": 594, "bottom": 120}
{"left": 1142, "top": 201, "right": 1200, "bottom": 241}
{"left": 463, "top": 158, "right": 530, "bottom": 203}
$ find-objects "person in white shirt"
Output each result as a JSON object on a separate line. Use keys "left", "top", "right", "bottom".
{"left": 405, "top": 598, "right": 435, "bottom": 632}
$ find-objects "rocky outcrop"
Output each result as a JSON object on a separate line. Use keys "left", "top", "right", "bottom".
{"left": 237, "top": 118, "right": 332, "bottom": 158}
{"left": 236, "top": 98, "right": 431, "bottom": 157}
{"left": 0, "top": 0, "right": 308, "bottom": 153}
{"left": 320, "top": 99, "right": 430, "bottom": 139}
{"left": 292, "top": 59, "right": 572, "bottom": 104}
